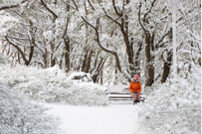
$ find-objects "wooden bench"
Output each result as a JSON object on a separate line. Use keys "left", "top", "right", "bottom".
{"left": 107, "top": 91, "right": 145, "bottom": 102}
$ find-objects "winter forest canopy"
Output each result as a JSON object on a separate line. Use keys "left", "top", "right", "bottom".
{"left": 0, "top": 0, "right": 200, "bottom": 85}
{"left": 0, "top": 0, "right": 201, "bottom": 134}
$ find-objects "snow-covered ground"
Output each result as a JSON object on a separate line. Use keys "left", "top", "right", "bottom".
{"left": 46, "top": 103, "right": 148, "bottom": 134}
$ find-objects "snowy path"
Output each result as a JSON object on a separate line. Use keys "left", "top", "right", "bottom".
{"left": 46, "top": 103, "right": 147, "bottom": 134}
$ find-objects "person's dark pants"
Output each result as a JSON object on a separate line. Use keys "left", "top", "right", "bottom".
{"left": 133, "top": 100, "right": 140, "bottom": 104}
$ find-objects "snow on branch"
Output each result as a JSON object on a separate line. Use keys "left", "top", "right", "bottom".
{"left": 40, "top": 0, "right": 58, "bottom": 19}
{"left": 0, "top": 0, "right": 27, "bottom": 11}
{"left": 82, "top": 16, "right": 122, "bottom": 73}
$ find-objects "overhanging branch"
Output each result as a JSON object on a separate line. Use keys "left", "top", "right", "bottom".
{"left": 0, "top": 0, "right": 28, "bottom": 11}
{"left": 40, "top": 0, "right": 58, "bottom": 19}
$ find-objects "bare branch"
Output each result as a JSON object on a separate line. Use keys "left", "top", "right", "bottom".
{"left": 0, "top": 0, "right": 28, "bottom": 11}
{"left": 104, "top": 11, "right": 122, "bottom": 26}
{"left": 112, "top": 0, "right": 122, "bottom": 16}
{"left": 82, "top": 16, "right": 122, "bottom": 72}
{"left": 40, "top": 0, "right": 58, "bottom": 19}
{"left": 155, "top": 28, "right": 172, "bottom": 49}
{"left": 97, "top": 1, "right": 122, "bottom": 26}
{"left": 138, "top": 2, "right": 148, "bottom": 34}
{"left": 7, "top": 35, "right": 29, "bottom": 42}
{"left": 61, "top": 0, "right": 76, "bottom": 10}
{"left": 94, "top": 18, "right": 122, "bottom": 72}
{"left": 62, "top": 17, "right": 70, "bottom": 38}
{"left": 143, "top": 0, "right": 157, "bottom": 20}
{"left": 81, "top": 16, "right": 96, "bottom": 29}
{"left": 71, "top": 0, "right": 79, "bottom": 11}
{"left": 87, "top": 0, "right": 95, "bottom": 10}
{"left": 6, "top": 36, "right": 28, "bottom": 64}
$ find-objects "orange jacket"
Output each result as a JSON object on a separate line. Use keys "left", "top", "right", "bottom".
{"left": 129, "top": 81, "right": 141, "bottom": 93}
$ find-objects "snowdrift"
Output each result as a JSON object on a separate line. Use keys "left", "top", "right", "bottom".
{"left": 0, "top": 84, "right": 58, "bottom": 134}
{"left": 0, "top": 64, "right": 108, "bottom": 105}
{"left": 139, "top": 66, "right": 201, "bottom": 134}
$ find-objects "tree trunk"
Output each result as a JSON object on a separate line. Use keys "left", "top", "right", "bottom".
{"left": 81, "top": 49, "right": 88, "bottom": 72}
{"left": 138, "top": 3, "right": 155, "bottom": 86}
{"left": 134, "top": 41, "right": 143, "bottom": 76}
{"left": 145, "top": 33, "right": 155, "bottom": 86}
{"left": 64, "top": 39, "right": 70, "bottom": 72}
{"left": 161, "top": 51, "right": 172, "bottom": 83}
{"left": 84, "top": 50, "right": 93, "bottom": 73}
{"left": 6, "top": 36, "right": 34, "bottom": 66}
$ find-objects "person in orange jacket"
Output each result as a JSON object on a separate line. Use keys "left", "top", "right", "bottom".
{"left": 129, "top": 75, "right": 142, "bottom": 104}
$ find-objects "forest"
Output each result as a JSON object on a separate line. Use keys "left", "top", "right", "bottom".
{"left": 0, "top": 0, "right": 200, "bottom": 85}
{"left": 0, "top": 0, "right": 201, "bottom": 134}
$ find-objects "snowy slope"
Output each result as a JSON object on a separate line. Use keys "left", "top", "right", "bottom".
{"left": 46, "top": 103, "right": 149, "bottom": 134}
{"left": 0, "top": 65, "right": 108, "bottom": 105}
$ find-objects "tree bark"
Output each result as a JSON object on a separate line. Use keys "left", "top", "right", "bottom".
{"left": 64, "top": 39, "right": 70, "bottom": 72}
{"left": 138, "top": 3, "right": 155, "bottom": 86}
{"left": 161, "top": 51, "right": 172, "bottom": 83}
{"left": 84, "top": 49, "right": 93, "bottom": 73}
{"left": 6, "top": 36, "right": 34, "bottom": 66}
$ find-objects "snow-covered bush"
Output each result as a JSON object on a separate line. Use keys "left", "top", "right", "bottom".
{"left": 0, "top": 11, "right": 19, "bottom": 37}
{"left": 0, "top": 55, "right": 10, "bottom": 64}
{"left": 0, "top": 65, "right": 108, "bottom": 105}
{"left": 0, "top": 84, "right": 58, "bottom": 134}
{"left": 69, "top": 72, "right": 93, "bottom": 82}
{"left": 139, "top": 65, "right": 201, "bottom": 134}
